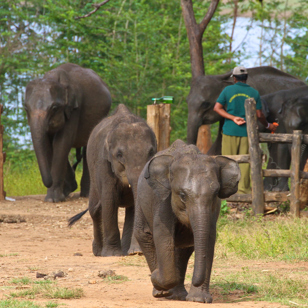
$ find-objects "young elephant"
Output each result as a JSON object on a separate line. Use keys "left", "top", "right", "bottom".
{"left": 134, "top": 140, "right": 240, "bottom": 303}
{"left": 69, "top": 104, "right": 157, "bottom": 256}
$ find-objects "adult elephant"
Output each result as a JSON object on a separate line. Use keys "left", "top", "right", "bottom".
{"left": 69, "top": 104, "right": 157, "bottom": 256}
{"left": 262, "top": 86, "right": 308, "bottom": 191}
{"left": 25, "top": 63, "right": 111, "bottom": 202}
{"left": 134, "top": 140, "right": 240, "bottom": 303}
{"left": 187, "top": 66, "right": 306, "bottom": 152}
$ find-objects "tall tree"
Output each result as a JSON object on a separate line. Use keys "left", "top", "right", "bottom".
{"left": 181, "top": 0, "right": 220, "bottom": 150}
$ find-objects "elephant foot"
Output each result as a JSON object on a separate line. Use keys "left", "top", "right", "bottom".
{"left": 166, "top": 285, "right": 188, "bottom": 301}
{"left": 92, "top": 240, "right": 122, "bottom": 257}
{"left": 92, "top": 240, "right": 103, "bottom": 256}
{"left": 127, "top": 245, "right": 143, "bottom": 256}
{"left": 101, "top": 246, "right": 122, "bottom": 257}
{"left": 186, "top": 285, "right": 212, "bottom": 303}
{"left": 153, "top": 287, "right": 171, "bottom": 298}
{"left": 44, "top": 191, "right": 66, "bottom": 203}
{"left": 151, "top": 269, "right": 178, "bottom": 291}
{"left": 80, "top": 190, "right": 89, "bottom": 198}
{"left": 63, "top": 179, "right": 78, "bottom": 197}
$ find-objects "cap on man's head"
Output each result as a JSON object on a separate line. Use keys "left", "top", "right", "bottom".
{"left": 232, "top": 66, "right": 248, "bottom": 76}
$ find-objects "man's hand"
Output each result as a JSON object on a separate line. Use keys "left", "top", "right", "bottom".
{"left": 233, "top": 117, "right": 246, "bottom": 126}
{"left": 268, "top": 123, "right": 278, "bottom": 133}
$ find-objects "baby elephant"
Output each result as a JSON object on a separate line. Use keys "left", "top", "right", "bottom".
{"left": 134, "top": 140, "right": 240, "bottom": 303}
{"left": 69, "top": 104, "right": 157, "bottom": 256}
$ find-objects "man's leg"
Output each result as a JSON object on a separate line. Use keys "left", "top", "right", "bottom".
{"left": 222, "top": 134, "right": 250, "bottom": 194}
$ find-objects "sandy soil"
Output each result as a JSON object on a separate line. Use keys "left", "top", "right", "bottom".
{"left": 0, "top": 193, "right": 292, "bottom": 307}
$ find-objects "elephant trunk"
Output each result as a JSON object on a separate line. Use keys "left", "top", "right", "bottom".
{"left": 187, "top": 111, "right": 201, "bottom": 145}
{"left": 29, "top": 112, "right": 53, "bottom": 188}
{"left": 189, "top": 204, "right": 212, "bottom": 287}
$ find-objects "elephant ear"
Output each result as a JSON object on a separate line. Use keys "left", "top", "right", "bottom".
{"left": 25, "top": 79, "right": 40, "bottom": 102}
{"left": 215, "top": 156, "right": 241, "bottom": 199}
{"left": 144, "top": 155, "right": 173, "bottom": 200}
{"left": 56, "top": 69, "right": 79, "bottom": 118}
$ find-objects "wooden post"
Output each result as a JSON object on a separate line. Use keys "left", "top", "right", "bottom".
{"left": 290, "top": 130, "right": 301, "bottom": 217}
{"left": 196, "top": 125, "right": 212, "bottom": 154}
{"left": 147, "top": 104, "right": 171, "bottom": 152}
{"left": 0, "top": 104, "right": 4, "bottom": 200}
{"left": 245, "top": 98, "right": 264, "bottom": 215}
{"left": 299, "top": 159, "right": 308, "bottom": 210}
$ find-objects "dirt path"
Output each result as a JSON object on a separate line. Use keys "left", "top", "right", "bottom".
{"left": 0, "top": 193, "right": 290, "bottom": 307}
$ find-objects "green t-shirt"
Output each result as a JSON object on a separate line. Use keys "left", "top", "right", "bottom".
{"left": 217, "top": 82, "right": 262, "bottom": 137}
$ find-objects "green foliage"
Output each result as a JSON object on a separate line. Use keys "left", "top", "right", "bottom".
{"left": 220, "top": 200, "right": 229, "bottom": 216}
{"left": 216, "top": 217, "right": 308, "bottom": 260}
{"left": 4, "top": 149, "right": 83, "bottom": 197}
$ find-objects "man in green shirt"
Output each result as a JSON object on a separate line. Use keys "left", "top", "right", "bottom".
{"left": 214, "top": 66, "right": 277, "bottom": 194}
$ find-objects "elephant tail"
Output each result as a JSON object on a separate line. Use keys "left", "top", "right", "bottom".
{"left": 68, "top": 208, "right": 88, "bottom": 227}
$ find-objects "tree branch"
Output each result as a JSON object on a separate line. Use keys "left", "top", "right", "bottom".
{"left": 75, "top": 0, "right": 111, "bottom": 20}
{"left": 199, "top": 0, "right": 220, "bottom": 34}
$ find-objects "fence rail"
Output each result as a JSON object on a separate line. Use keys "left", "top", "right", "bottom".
{"left": 222, "top": 98, "right": 307, "bottom": 218}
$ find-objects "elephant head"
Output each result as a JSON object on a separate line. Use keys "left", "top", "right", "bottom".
{"left": 145, "top": 140, "right": 240, "bottom": 287}
{"left": 187, "top": 73, "right": 232, "bottom": 144}
{"left": 279, "top": 96, "right": 308, "bottom": 134}
{"left": 105, "top": 120, "right": 157, "bottom": 198}
{"left": 24, "top": 69, "right": 79, "bottom": 188}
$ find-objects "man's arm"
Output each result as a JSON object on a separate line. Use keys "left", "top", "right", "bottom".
{"left": 256, "top": 110, "right": 277, "bottom": 132}
{"left": 214, "top": 102, "right": 246, "bottom": 126}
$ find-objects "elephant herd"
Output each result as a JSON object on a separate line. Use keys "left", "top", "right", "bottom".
{"left": 24, "top": 63, "right": 307, "bottom": 303}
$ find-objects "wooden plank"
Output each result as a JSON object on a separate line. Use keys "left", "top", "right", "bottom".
{"left": 299, "top": 159, "right": 308, "bottom": 210}
{"left": 159, "top": 104, "right": 171, "bottom": 151}
{"left": 196, "top": 125, "right": 212, "bottom": 154}
{"left": 259, "top": 133, "right": 293, "bottom": 143}
{"left": 259, "top": 133, "right": 308, "bottom": 145}
{"left": 147, "top": 104, "right": 171, "bottom": 152}
{"left": 263, "top": 169, "right": 290, "bottom": 177}
{"left": 245, "top": 98, "right": 264, "bottom": 215}
{"left": 290, "top": 130, "right": 301, "bottom": 217}
{"left": 226, "top": 191, "right": 289, "bottom": 203}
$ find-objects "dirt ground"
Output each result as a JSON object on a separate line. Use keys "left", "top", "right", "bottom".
{"left": 0, "top": 193, "right": 293, "bottom": 307}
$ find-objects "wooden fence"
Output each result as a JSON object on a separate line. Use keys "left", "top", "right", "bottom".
{"left": 222, "top": 98, "right": 308, "bottom": 218}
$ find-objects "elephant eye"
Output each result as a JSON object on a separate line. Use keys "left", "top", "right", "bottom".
{"left": 179, "top": 191, "right": 187, "bottom": 203}
{"left": 116, "top": 150, "right": 123, "bottom": 159}
{"left": 51, "top": 105, "right": 59, "bottom": 112}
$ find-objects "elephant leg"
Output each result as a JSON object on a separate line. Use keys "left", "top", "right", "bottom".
{"left": 134, "top": 208, "right": 157, "bottom": 271}
{"left": 264, "top": 142, "right": 290, "bottom": 191}
{"left": 63, "top": 160, "right": 77, "bottom": 197}
{"left": 100, "top": 190, "right": 122, "bottom": 257}
{"left": 121, "top": 206, "right": 142, "bottom": 256}
{"left": 186, "top": 227, "right": 216, "bottom": 303}
{"left": 89, "top": 198, "right": 104, "bottom": 256}
{"left": 161, "top": 246, "right": 194, "bottom": 301}
{"left": 272, "top": 143, "right": 290, "bottom": 191}
{"left": 45, "top": 127, "right": 75, "bottom": 202}
{"left": 80, "top": 147, "right": 90, "bottom": 197}
{"left": 300, "top": 144, "right": 308, "bottom": 170}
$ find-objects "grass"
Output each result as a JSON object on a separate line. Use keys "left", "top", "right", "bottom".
{"left": 1, "top": 277, "right": 83, "bottom": 307}
{"left": 102, "top": 274, "right": 129, "bottom": 284}
{"left": 4, "top": 158, "right": 82, "bottom": 197}
{"left": 216, "top": 215, "right": 308, "bottom": 261}
{"left": 0, "top": 300, "right": 60, "bottom": 308}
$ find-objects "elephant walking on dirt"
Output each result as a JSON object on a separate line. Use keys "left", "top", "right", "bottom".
{"left": 25, "top": 63, "right": 111, "bottom": 202}
{"left": 134, "top": 140, "right": 240, "bottom": 303}
{"left": 69, "top": 104, "right": 157, "bottom": 256}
